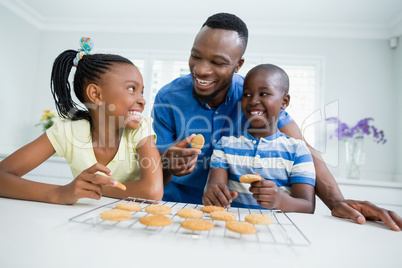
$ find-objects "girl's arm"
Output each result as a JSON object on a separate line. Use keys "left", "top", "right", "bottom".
{"left": 0, "top": 133, "right": 57, "bottom": 202}
{"left": 102, "top": 135, "right": 164, "bottom": 200}
{"left": 250, "top": 180, "right": 315, "bottom": 213}
{"left": 0, "top": 133, "right": 119, "bottom": 204}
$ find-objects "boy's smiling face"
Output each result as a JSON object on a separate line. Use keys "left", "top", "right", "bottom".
{"left": 241, "top": 68, "right": 290, "bottom": 138}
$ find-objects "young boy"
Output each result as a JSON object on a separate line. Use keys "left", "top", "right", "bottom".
{"left": 203, "top": 64, "right": 316, "bottom": 213}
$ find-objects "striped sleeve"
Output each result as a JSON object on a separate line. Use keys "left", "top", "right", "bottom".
{"left": 210, "top": 138, "right": 229, "bottom": 170}
{"left": 289, "top": 141, "right": 316, "bottom": 186}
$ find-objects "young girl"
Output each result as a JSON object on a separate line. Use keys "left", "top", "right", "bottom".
{"left": 0, "top": 37, "right": 163, "bottom": 204}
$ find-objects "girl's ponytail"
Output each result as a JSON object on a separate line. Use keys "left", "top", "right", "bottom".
{"left": 50, "top": 49, "right": 89, "bottom": 121}
{"left": 50, "top": 37, "right": 94, "bottom": 125}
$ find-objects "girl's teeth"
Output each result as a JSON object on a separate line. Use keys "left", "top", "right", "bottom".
{"left": 129, "top": 111, "right": 141, "bottom": 116}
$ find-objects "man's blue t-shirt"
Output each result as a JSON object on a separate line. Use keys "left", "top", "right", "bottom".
{"left": 152, "top": 73, "right": 293, "bottom": 204}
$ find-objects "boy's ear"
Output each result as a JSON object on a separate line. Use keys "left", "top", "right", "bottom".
{"left": 86, "top": 84, "right": 103, "bottom": 105}
{"left": 234, "top": 57, "right": 245, "bottom": 73}
{"left": 281, "top": 94, "right": 290, "bottom": 110}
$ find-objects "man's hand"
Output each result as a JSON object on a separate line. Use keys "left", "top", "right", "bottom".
{"left": 331, "top": 199, "right": 402, "bottom": 231}
{"left": 203, "top": 183, "right": 238, "bottom": 208}
{"left": 161, "top": 134, "right": 201, "bottom": 177}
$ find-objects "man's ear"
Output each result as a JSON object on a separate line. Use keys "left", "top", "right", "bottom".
{"left": 281, "top": 94, "right": 290, "bottom": 110}
{"left": 234, "top": 57, "right": 245, "bottom": 73}
{"left": 86, "top": 84, "right": 103, "bottom": 105}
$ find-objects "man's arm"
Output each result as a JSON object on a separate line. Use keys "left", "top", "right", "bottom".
{"left": 280, "top": 121, "right": 402, "bottom": 231}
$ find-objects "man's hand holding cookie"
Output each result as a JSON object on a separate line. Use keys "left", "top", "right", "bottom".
{"left": 161, "top": 134, "right": 202, "bottom": 178}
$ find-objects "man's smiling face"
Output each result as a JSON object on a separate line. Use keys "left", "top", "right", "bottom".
{"left": 189, "top": 26, "right": 244, "bottom": 108}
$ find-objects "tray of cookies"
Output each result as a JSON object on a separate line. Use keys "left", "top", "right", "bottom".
{"left": 69, "top": 197, "right": 311, "bottom": 246}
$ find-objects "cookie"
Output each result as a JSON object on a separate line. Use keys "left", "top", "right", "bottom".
{"left": 145, "top": 204, "right": 172, "bottom": 215}
{"left": 226, "top": 221, "right": 257, "bottom": 234}
{"left": 177, "top": 208, "right": 203, "bottom": 219}
{"left": 191, "top": 134, "right": 205, "bottom": 149}
{"left": 244, "top": 214, "right": 273, "bottom": 225}
{"left": 181, "top": 219, "right": 214, "bottom": 231}
{"left": 115, "top": 202, "right": 142, "bottom": 212}
{"left": 210, "top": 211, "right": 236, "bottom": 222}
{"left": 139, "top": 215, "right": 172, "bottom": 227}
{"left": 100, "top": 209, "right": 132, "bottom": 221}
{"left": 116, "top": 181, "right": 126, "bottom": 190}
{"left": 239, "top": 174, "right": 262, "bottom": 183}
{"left": 200, "top": 205, "right": 225, "bottom": 214}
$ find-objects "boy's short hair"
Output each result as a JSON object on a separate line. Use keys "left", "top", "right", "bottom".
{"left": 246, "top": 64, "right": 289, "bottom": 94}
{"left": 202, "top": 13, "right": 248, "bottom": 54}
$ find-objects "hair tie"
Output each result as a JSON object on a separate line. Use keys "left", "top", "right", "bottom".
{"left": 73, "top": 37, "right": 94, "bottom": 66}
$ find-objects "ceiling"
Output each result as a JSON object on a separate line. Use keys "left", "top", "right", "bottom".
{"left": 2, "top": 0, "right": 402, "bottom": 39}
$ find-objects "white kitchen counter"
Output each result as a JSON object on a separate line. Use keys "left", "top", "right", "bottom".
{"left": 0, "top": 179, "right": 401, "bottom": 268}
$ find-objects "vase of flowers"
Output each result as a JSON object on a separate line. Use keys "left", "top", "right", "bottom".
{"left": 35, "top": 109, "right": 57, "bottom": 132}
{"left": 326, "top": 117, "right": 386, "bottom": 179}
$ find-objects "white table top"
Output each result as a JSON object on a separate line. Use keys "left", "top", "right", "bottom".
{"left": 0, "top": 191, "right": 401, "bottom": 268}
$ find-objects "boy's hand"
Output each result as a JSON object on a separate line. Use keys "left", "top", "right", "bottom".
{"left": 249, "top": 179, "right": 281, "bottom": 209}
{"left": 161, "top": 134, "right": 201, "bottom": 177}
{"left": 56, "top": 163, "right": 120, "bottom": 205}
{"left": 203, "top": 183, "right": 238, "bottom": 208}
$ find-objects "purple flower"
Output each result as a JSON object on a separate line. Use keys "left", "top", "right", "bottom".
{"left": 326, "top": 117, "right": 386, "bottom": 144}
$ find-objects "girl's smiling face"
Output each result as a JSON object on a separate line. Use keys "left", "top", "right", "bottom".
{"left": 100, "top": 63, "right": 145, "bottom": 130}
{"left": 241, "top": 68, "right": 290, "bottom": 138}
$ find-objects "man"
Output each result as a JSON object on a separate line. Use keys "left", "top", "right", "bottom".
{"left": 152, "top": 13, "right": 401, "bottom": 231}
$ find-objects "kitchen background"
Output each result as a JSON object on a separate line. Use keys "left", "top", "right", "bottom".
{"left": 1, "top": 0, "right": 402, "bottom": 186}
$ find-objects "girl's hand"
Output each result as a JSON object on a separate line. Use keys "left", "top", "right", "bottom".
{"left": 56, "top": 163, "right": 119, "bottom": 205}
{"left": 249, "top": 179, "right": 282, "bottom": 209}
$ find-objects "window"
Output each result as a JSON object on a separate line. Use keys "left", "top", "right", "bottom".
{"left": 236, "top": 56, "right": 324, "bottom": 149}
{"left": 129, "top": 52, "right": 324, "bottom": 149}
{"left": 149, "top": 60, "right": 189, "bottom": 108}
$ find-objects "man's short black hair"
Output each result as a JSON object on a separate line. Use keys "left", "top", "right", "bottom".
{"left": 202, "top": 13, "right": 248, "bottom": 54}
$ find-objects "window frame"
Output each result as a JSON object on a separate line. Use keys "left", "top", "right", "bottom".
{"left": 97, "top": 48, "right": 326, "bottom": 148}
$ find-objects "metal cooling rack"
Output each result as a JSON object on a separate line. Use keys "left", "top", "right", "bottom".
{"left": 69, "top": 197, "right": 311, "bottom": 246}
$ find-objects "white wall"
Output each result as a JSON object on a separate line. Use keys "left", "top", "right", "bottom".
{"left": 0, "top": 7, "right": 400, "bottom": 182}
{"left": 246, "top": 35, "right": 396, "bottom": 181}
{"left": 394, "top": 39, "right": 402, "bottom": 177}
{"left": 0, "top": 6, "right": 41, "bottom": 150}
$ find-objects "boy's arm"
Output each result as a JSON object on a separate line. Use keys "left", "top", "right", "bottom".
{"left": 249, "top": 179, "right": 315, "bottom": 213}
{"left": 202, "top": 167, "right": 237, "bottom": 208}
{"left": 278, "top": 183, "right": 315, "bottom": 213}
{"left": 279, "top": 122, "right": 344, "bottom": 208}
